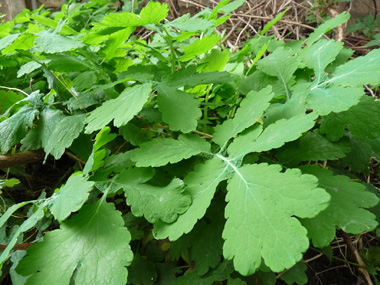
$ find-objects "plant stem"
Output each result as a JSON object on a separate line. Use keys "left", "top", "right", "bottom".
{"left": 162, "top": 27, "right": 178, "bottom": 73}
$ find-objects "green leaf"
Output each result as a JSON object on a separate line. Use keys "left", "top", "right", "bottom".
{"left": 2, "top": 33, "right": 36, "bottom": 54}
{"left": 120, "top": 175, "right": 191, "bottom": 223}
{"left": 0, "top": 33, "right": 20, "bottom": 52}
{"left": 328, "top": 47, "right": 380, "bottom": 86}
{"left": 320, "top": 96, "right": 380, "bottom": 140}
{"left": 17, "top": 61, "right": 42, "bottom": 78}
{"left": 228, "top": 113, "right": 317, "bottom": 158}
{"left": 46, "top": 54, "right": 91, "bottom": 72}
{"left": 0, "top": 205, "right": 45, "bottom": 269}
{"left": 44, "top": 114, "right": 86, "bottom": 160}
{"left": 301, "top": 39, "right": 343, "bottom": 84}
{"left": 0, "top": 90, "right": 25, "bottom": 114}
{"left": 119, "top": 122, "right": 148, "bottom": 146}
{"left": 306, "top": 12, "right": 350, "bottom": 45}
{"left": 84, "top": 83, "right": 152, "bottom": 133}
{"left": 34, "top": 31, "right": 84, "bottom": 53}
{"left": 127, "top": 254, "right": 157, "bottom": 285}
{"left": 154, "top": 158, "right": 228, "bottom": 240}
{"left": 256, "top": 47, "right": 300, "bottom": 100}
{"left": 31, "top": 14, "right": 77, "bottom": 35}
{"left": 131, "top": 134, "right": 210, "bottom": 167}
{"left": 223, "top": 163, "right": 330, "bottom": 275}
{"left": 73, "top": 71, "right": 98, "bottom": 91}
{"left": 83, "top": 127, "right": 117, "bottom": 175}
{"left": 21, "top": 108, "right": 65, "bottom": 151}
{"left": 0, "top": 105, "right": 39, "bottom": 154}
{"left": 279, "top": 261, "right": 308, "bottom": 285}
{"left": 300, "top": 165, "right": 378, "bottom": 248}
{"left": 307, "top": 85, "right": 364, "bottom": 116}
{"left": 200, "top": 49, "right": 230, "bottom": 72}
{"left": 164, "top": 14, "right": 215, "bottom": 32}
{"left": 50, "top": 173, "right": 95, "bottom": 222}
{"left": 213, "top": 86, "right": 273, "bottom": 146}
{"left": 157, "top": 84, "right": 201, "bottom": 133}
{"left": 138, "top": 1, "right": 169, "bottom": 25}
{"left": 220, "top": 0, "right": 247, "bottom": 14}
{"left": 180, "top": 35, "right": 221, "bottom": 62}
{"left": 277, "top": 130, "right": 351, "bottom": 166}
{"left": 16, "top": 201, "right": 133, "bottom": 284}
{"left": 341, "top": 136, "right": 373, "bottom": 173}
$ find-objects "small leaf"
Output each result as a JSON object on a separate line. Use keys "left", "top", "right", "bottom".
{"left": 154, "top": 158, "right": 228, "bottom": 240}
{"left": 157, "top": 84, "right": 201, "bottom": 133}
{"left": 50, "top": 173, "right": 95, "bottom": 222}
{"left": 131, "top": 134, "right": 211, "bottom": 167}
{"left": 280, "top": 261, "right": 308, "bottom": 285}
{"left": 0, "top": 106, "right": 39, "bottom": 154}
{"left": 213, "top": 86, "right": 273, "bottom": 146}
{"left": 85, "top": 83, "right": 152, "bottom": 133}
{"left": 300, "top": 165, "right": 379, "bottom": 248}
{"left": 122, "top": 178, "right": 191, "bottom": 223}
{"left": 16, "top": 202, "right": 133, "bottom": 285}
{"left": 138, "top": 1, "right": 169, "bottom": 25}
{"left": 306, "top": 12, "right": 350, "bottom": 45}
{"left": 164, "top": 14, "right": 215, "bottom": 32}
{"left": 44, "top": 114, "right": 86, "bottom": 160}
{"left": 223, "top": 163, "right": 329, "bottom": 275}
{"left": 180, "top": 35, "right": 221, "bottom": 62}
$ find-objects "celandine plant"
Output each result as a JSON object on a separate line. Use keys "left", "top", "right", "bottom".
{"left": 0, "top": 0, "right": 380, "bottom": 283}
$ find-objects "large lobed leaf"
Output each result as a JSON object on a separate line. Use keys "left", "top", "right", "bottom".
{"left": 17, "top": 201, "right": 133, "bottom": 285}
{"left": 223, "top": 163, "right": 330, "bottom": 275}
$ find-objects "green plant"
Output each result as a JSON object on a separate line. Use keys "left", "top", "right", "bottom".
{"left": 0, "top": 1, "right": 380, "bottom": 284}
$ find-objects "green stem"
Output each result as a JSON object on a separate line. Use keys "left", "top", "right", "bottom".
{"left": 162, "top": 27, "right": 178, "bottom": 73}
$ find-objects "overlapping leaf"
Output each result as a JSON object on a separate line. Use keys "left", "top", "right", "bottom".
{"left": 131, "top": 134, "right": 211, "bottom": 167}
{"left": 85, "top": 83, "right": 152, "bottom": 133}
{"left": 154, "top": 158, "right": 228, "bottom": 240}
{"left": 213, "top": 86, "right": 273, "bottom": 146}
{"left": 300, "top": 165, "right": 379, "bottom": 248}
{"left": 50, "top": 173, "right": 95, "bottom": 221}
{"left": 223, "top": 163, "right": 330, "bottom": 275}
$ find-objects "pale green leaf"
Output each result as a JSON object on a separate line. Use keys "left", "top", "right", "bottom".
{"left": 164, "top": 14, "right": 215, "bottom": 32}
{"left": 44, "top": 114, "right": 85, "bottom": 160}
{"left": 0, "top": 206, "right": 44, "bottom": 269}
{"left": 302, "top": 39, "right": 343, "bottom": 84}
{"left": 329, "top": 48, "right": 380, "bottom": 86}
{"left": 220, "top": 0, "right": 247, "bottom": 14}
{"left": 256, "top": 47, "right": 300, "bottom": 99}
{"left": 2, "top": 33, "right": 36, "bottom": 54}
{"left": 0, "top": 106, "right": 39, "bottom": 154}
{"left": 50, "top": 173, "right": 95, "bottom": 222}
{"left": 157, "top": 84, "right": 201, "bottom": 133}
{"left": 200, "top": 49, "right": 230, "bottom": 72}
{"left": 131, "top": 134, "right": 211, "bottom": 167}
{"left": 223, "top": 163, "right": 329, "bottom": 275}
{"left": 31, "top": 14, "right": 77, "bottom": 35}
{"left": 213, "top": 86, "right": 273, "bottom": 146}
{"left": 228, "top": 113, "right": 316, "bottom": 158}
{"left": 301, "top": 165, "right": 378, "bottom": 247}
{"left": 123, "top": 178, "right": 191, "bottom": 223}
{"left": 307, "top": 85, "right": 364, "bottom": 116}
{"left": 306, "top": 12, "right": 350, "bottom": 45}
{"left": 180, "top": 35, "right": 221, "bottom": 62}
{"left": 154, "top": 158, "right": 228, "bottom": 240}
{"left": 16, "top": 201, "right": 133, "bottom": 285}
{"left": 17, "top": 61, "right": 42, "bottom": 78}
{"left": 0, "top": 33, "right": 20, "bottom": 52}
{"left": 139, "top": 1, "right": 168, "bottom": 25}
{"left": 85, "top": 83, "right": 152, "bottom": 133}
{"left": 276, "top": 130, "right": 351, "bottom": 166}
{"left": 34, "top": 31, "right": 84, "bottom": 53}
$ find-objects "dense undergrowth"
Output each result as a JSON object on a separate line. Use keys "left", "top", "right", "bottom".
{"left": 0, "top": 0, "right": 380, "bottom": 284}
